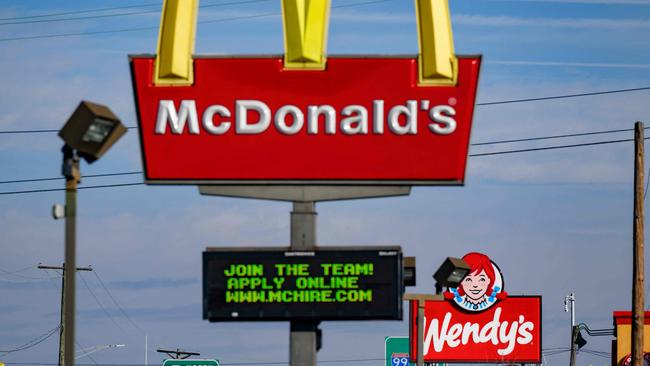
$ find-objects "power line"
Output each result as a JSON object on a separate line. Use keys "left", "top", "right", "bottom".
{"left": 468, "top": 137, "right": 640, "bottom": 157}
{"left": 0, "top": 0, "right": 273, "bottom": 26}
{"left": 0, "top": 3, "right": 160, "bottom": 22}
{"left": 93, "top": 270, "right": 146, "bottom": 334}
{"left": 0, "top": 126, "right": 137, "bottom": 135}
{"left": 471, "top": 127, "right": 639, "bottom": 146}
{"left": 476, "top": 86, "right": 650, "bottom": 106}
{"left": 0, "top": 136, "right": 646, "bottom": 196}
{"left": 0, "top": 264, "right": 47, "bottom": 280}
{"left": 0, "top": 182, "right": 144, "bottom": 196}
{"left": 78, "top": 272, "right": 129, "bottom": 335}
{"left": 0, "top": 171, "right": 141, "bottom": 185}
{"left": 0, "top": 0, "right": 390, "bottom": 43}
{"left": 0, "top": 326, "right": 60, "bottom": 355}
{"left": 1, "top": 86, "right": 649, "bottom": 136}
{"left": 0, "top": 126, "right": 640, "bottom": 186}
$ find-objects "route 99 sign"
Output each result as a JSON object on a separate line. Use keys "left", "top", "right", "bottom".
{"left": 203, "top": 247, "right": 403, "bottom": 321}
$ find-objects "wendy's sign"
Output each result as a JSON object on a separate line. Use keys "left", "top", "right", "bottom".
{"left": 410, "top": 253, "right": 542, "bottom": 363}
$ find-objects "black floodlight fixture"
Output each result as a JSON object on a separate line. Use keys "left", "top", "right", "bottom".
{"left": 433, "top": 257, "right": 471, "bottom": 289}
{"left": 574, "top": 329, "right": 587, "bottom": 350}
{"left": 58, "top": 101, "right": 127, "bottom": 163}
{"left": 403, "top": 256, "right": 416, "bottom": 287}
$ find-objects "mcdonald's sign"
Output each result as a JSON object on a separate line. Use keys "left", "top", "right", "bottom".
{"left": 130, "top": 0, "right": 481, "bottom": 185}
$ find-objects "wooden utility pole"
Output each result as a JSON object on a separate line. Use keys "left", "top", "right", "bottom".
{"left": 38, "top": 264, "right": 92, "bottom": 366}
{"left": 633, "top": 121, "right": 645, "bottom": 366}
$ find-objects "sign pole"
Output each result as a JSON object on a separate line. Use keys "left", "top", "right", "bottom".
{"left": 633, "top": 121, "right": 645, "bottom": 366}
{"left": 290, "top": 201, "right": 318, "bottom": 366}
{"left": 417, "top": 300, "right": 424, "bottom": 366}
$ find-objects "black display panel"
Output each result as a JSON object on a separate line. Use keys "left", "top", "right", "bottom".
{"left": 203, "top": 246, "right": 403, "bottom": 321}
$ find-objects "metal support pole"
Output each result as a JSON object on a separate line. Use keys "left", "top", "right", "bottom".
{"left": 62, "top": 145, "right": 80, "bottom": 366}
{"left": 566, "top": 293, "right": 576, "bottom": 366}
{"left": 64, "top": 185, "right": 77, "bottom": 366}
{"left": 417, "top": 300, "right": 424, "bottom": 366}
{"left": 633, "top": 121, "right": 645, "bottom": 366}
{"left": 290, "top": 201, "right": 318, "bottom": 366}
{"left": 59, "top": 268, "right": 65, "bottom": 366}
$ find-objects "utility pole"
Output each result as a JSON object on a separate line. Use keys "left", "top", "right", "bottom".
{"left": 156, "top": 349, "right": 200, "bottom": 360}
{"left": 633, "top": 121, "right": 645, "bottom": 366}
{"left": 38, "top": 264, "right": 93, "bottom": 366}
{"left": 565, "top": 293, "right": 576, "bottom": 366}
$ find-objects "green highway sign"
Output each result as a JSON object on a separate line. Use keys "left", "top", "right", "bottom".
{"left": 163, "top": 359, "right": 219, "bottom": 366}
{"left": 384, "top": 337, "right": 444, "bottom": 366}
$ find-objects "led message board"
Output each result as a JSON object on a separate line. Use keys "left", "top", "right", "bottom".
{"left": 203, "top": 247, "right": 403, "bottom": 321}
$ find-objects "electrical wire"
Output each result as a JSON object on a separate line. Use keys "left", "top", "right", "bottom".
{"left": 0, "top": 136, "right": 648, "bottom": 196}
{"left": 0, "top": 325, "right": 60, "bottom": 355}
{"left": 579, "top": 349, "right": 611, "bottom": 359}
{"left": 476, "top": 86, "right": 650, "bottom": 106}
{"left": 0, "top": 264, "right": 48, "bottom": 280}
{"left": 93, "top": 270, "right": 146, "bottom": 334}
{"left": 0, "top": 0, "right": 273, "bottom": 26}
{"left": 471, "top": 127, "right": 639, "bottom": 146}
{"left": 0, "top": 171, "right": 141, "bottom": 185}
{"left": 0, "top": 182, "right": 144, "bottom": 196}
{"left": 1, "top": 86, "right": 649, "bottom": 135}
{"left": 0, "top": 126, "right": 137, "bottom": 135}
{"left": 0, "top": 3, "right": 160, "bottom": 22}
{"left": 0, "top": 125, "right": 641, "bottom": 186}
{"left": 79, "top": 272, "right": 129, "bottom": 335}
{"left": 75, "top": 341, "right": 100, "bottom": 365}
{"left": 468, "top": 137, "right": 639, "bottom": 157}
{"left": 0, "top": 0, "right": 390, "bottom": 43}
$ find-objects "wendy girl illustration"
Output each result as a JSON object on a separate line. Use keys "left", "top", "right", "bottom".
{"left": 444, "top": 252, "right": 508, "bottom": 312}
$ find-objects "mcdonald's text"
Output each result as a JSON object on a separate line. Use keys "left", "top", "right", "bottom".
{"left": 155, "top": 100, "right": 457, "bottom": 136}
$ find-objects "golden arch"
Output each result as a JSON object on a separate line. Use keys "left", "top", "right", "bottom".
{"left": 153, "top": 0, "right": 458, "bottom": 86}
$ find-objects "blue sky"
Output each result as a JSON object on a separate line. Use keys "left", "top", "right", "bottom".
{"left": 1, "top": 0, "right": 650, "bottom": 365}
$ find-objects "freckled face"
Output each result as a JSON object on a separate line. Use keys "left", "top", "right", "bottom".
{"left": 461, "top": 270, "right": 489, "bottom": 302}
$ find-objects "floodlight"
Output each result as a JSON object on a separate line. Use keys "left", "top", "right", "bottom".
{"left": 403, "top": 256, "right": 416, "bottom": 287}
{"left": 433, "top": 257, "right": 470, "bottom": 288}
{"left": 58, "top": 101, "right": 127, "bottom": 163}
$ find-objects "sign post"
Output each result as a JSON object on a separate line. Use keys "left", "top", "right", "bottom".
{"left": 290, "top": 201, "right": 317, "bottom": 366}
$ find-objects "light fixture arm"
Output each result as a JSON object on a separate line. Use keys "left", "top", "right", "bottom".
{"left": 61, "top": 145, "right": 81, "bottom": 184}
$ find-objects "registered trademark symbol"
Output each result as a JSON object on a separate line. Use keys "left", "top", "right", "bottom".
{"left": 448, "top": 97, "right": 457, "bottom": 106}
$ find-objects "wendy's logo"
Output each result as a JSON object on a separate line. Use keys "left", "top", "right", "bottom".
{"left": 444, "top": 252, "right": 508, "bottom": 312}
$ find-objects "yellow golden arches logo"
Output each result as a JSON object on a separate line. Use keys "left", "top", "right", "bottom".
{"left": 153, "top": 0, "right": 458, "bottom": 86}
